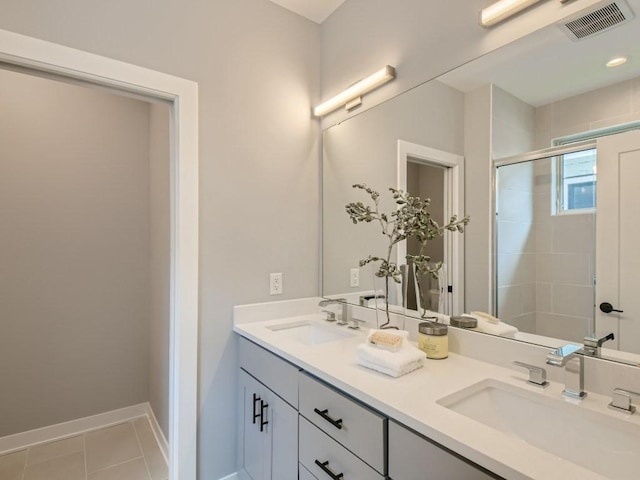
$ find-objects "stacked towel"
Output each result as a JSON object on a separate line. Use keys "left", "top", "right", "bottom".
{"left": 462, "top": 313, "right": 518, "bottom": 338}
{"left": 357, "top": 329, "right": 424, "bottom": 377}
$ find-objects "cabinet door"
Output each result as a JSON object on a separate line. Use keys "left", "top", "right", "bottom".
{"left": 388, "top": 421, "right": 498, "bottom": 480}
{"left": 268, "top": 387, "right": 298, "bottom": 480}
{"left": 240, "top": 370, "right": 272, "bottom": 480}
{"left": 239, "top": 369, "right": 298, "bottom": 480}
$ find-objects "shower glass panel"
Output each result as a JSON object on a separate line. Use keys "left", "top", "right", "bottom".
{"left": 495, "top": 149, "right": 596, "bottom": 343}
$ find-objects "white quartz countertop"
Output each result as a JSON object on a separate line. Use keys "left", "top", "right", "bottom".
{"left": 233, "top": 300, "right": 639, "bottom": 480}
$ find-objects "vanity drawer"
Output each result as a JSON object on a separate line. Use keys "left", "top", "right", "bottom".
{"left": 299, "top": 372, "right": 386, "bottom": 473}
{"left": 300, "top": 416, "right": 384, "bottom": 480}
{"left": 388, "top": 420, "right": 499, "bottom": 480}
{"left": 239, "top": 337, "right": 299, "bottom": 407}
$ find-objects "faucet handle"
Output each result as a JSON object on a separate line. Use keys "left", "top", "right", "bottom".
{"left": 348, "top": 318, "right": 367, "bottom": 330}
{"left": 513, "top": 361, "right": 548, "bottom": 387}
{"left": 609, "top": 388, "right": 640, "bottom": 414}
{"left": 321, "top": 310, "right": 336, "bottom": 322}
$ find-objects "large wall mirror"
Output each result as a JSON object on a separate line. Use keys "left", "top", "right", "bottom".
{"left": 322, "top": 0, "right": 640, "bottom": 363}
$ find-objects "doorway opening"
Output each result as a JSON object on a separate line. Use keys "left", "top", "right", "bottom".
{"left": 397, "top": 139, "right": 465, "bottom": 316}
{"left": 0, "top": 29, "right": 198, "bottom": 480}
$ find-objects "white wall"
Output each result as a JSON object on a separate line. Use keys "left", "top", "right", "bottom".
{"left": 0, "top": 69, "right": 152, "bottom": 436}
{"left": 0, "top": 1, "right": 321, "bottom": 477}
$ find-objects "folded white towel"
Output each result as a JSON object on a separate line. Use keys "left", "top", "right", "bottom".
{"left": 462, "top": 314, "right": 518, "bottom": 338}
{"left": 357, "top": 356, "right": 423, "bottom": 378}
{"left": 357, "top": 333, "right": 424, "bottom": 377}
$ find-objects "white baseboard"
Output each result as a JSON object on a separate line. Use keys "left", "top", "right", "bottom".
{"left": 219, "top": 474, "right": 239, "bottom": 480}
{"left": 145, "top": 403, "right": 169, "bottom": 463}
{"left": 0, "top": 403, "right": 151, "bottom": 455}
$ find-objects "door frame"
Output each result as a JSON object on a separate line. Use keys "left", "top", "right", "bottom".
{"left": 397, "top": 139, "right": 465, "bottom": 316}
{"left": 0, "top": 29, "right": 199, "bottom": 479}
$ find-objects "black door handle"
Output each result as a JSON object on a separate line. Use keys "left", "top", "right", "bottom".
{"left": 600, "top": 302, "right": 623, "bottom": 314}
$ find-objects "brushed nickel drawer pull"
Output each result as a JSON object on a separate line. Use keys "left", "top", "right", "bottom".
{"left": 313, "top": 408, "right": 343, "bottom": 429}
{"left": 315, "top": 459, "right": 344, "bottom": 479}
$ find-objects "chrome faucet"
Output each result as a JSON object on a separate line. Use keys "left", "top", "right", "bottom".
{"left": 318, "top": 298, "right": 350, "bottom": 325}
{"left": 583, "top": 332, "right": 614, "bottom": 356}
{"left": 546, "top": 344, "right": 586, "bottom": 399}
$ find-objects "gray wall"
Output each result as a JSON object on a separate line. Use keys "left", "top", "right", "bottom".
{"left": 148, "top": 102, "right": 171, "bottom": 439}
{"left": 493, "top": 85, "right": 536, "bottom": 332}
{"left": 320, "top": 0, "right": 605, "bottom": 127}
{"left": 0, "top": 69, "right": 152, "bottom": 436}
{"left": 0, "top": 1, "right": 321, "bottom": 477}
{"left": 322, "top": 80, "right": 464, "bottom": 297}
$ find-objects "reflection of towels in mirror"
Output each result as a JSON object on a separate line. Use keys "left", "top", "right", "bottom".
{"left": 357, "top": 330, "right": 423, "bottom": 377}
{"left": 462, "top": 313, "right": 518, "bottom": 338}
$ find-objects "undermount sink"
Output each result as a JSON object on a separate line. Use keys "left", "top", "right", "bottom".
{"left": 266, "top": 319, "right": 356, "bottom": 345}
{"left": 437, "top": 379, "right": 640, "bottom": 479}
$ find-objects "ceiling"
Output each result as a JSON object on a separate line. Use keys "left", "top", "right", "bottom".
{"left": 439, "top": 0, "right": 640, "bottom": 106}
{"left": 268, "top": 0, "right": 346, "bottom": 23}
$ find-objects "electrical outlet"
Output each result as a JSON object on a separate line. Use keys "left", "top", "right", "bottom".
{"left": 270, "top": 272, "right": 283, "bottom": 295}
{"left": 350, "top": 268, "right": 360, "bottom": 287}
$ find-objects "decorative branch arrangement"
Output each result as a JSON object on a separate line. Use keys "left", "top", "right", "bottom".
{"left": 346, "top": 183, "right": 470, "bottom": 327}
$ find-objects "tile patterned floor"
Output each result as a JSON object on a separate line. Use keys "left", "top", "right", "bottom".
{"left": 0, "top": 417, "right": 168, "bottom": 480}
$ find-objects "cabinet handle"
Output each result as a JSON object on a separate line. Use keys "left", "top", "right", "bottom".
{"left": 252, "top": 394, "right": 261, "bottom": 425}
{"left": 259, "top": 400, "right": 269, "bottom": 432}
{"left": 314, "top": 460, "right": 344, "bottom": 480}
{"left": 313, "top": 408, "right": 343, "bottom": 430}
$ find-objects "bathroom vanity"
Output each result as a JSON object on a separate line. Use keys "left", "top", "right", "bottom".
{"left": 237, "top": 336, "right": 495, "bottom": 480}
{"left": 234, "top": 298, "right": 640, "bottom": 480}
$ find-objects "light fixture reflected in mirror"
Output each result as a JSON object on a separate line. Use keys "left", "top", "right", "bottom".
{"left": 313, "top": 65, "right": 396, "bottom": 117}
{"left": 480, "top": 0, "right": 542, "bottom": 27}
{"left": 607, "top": 55, "right": 629, "bottom": 67}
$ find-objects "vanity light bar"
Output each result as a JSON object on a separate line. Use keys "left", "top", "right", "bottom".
{"left": 313, "top": 65, "right": 396, "bottom": 117}
{"left": 480, "top": 0, "right": 543, "bottom": 27}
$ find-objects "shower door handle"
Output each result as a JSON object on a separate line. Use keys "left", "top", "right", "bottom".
{"left": 600, "top": 302, "right": 623, "bottom": 314}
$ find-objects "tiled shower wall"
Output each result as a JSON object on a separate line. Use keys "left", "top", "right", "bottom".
{"left": 495, "top": 76, "right": 640, "bottom": 341}
{"left": 493, "top": 86, "right": 537, "bottom": 332}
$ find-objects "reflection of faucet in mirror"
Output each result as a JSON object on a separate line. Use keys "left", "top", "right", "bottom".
{"left": 546, "top": 344, "right": 586, "bottom": 399}
{"left": 318, "top": 298, "right": 350, "bottom": 325}
{"left": 583, "top": 333, "right": 615, "bottom": 357}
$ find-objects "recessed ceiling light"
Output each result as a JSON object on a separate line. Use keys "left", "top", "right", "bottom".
{"left": 606, "top": 56, "right": 628, "bottom": 68}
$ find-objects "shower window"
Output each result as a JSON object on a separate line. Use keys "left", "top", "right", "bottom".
{"left": 556, "top": 148, "right": 597, "bottom": 214}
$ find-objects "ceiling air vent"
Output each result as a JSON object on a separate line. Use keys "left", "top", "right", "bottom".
{"left": 557, "top": 0, "right": 634, "bottom": 41}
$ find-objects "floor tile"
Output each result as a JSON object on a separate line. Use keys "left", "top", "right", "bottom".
{"left": 133, "top": 417, "right": 168, "bottom": 480}
{"left": 0, "top": 450, "right": 27, "bottom": 480}
{"left": 88, "top": 457, "right": 150, "bottom": 480}
{"left": 85, "top": 422, "right": 142, "bottom": 473}
{"left": 23, "top": 451, "right": 85, "bottom": 480}
{"left": 27, "top": 435, "right": 84, "bottom": 466}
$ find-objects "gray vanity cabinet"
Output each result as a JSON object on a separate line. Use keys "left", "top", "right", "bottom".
{"left": 388, "top": 420, "right": 498, "bottom": 480}
{"left": 237, "top": 336, "right": 501, "bottom": 480}
{"left": 238, "top": 338, "right": 299, "bottom": 480}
